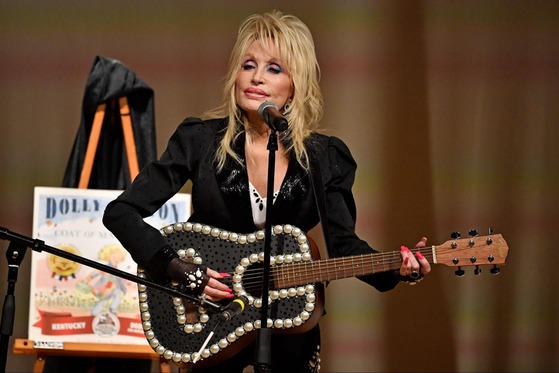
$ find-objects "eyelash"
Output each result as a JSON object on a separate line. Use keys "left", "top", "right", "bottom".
{"left": 242, "top": 61, "right": 282, "bottom": 74}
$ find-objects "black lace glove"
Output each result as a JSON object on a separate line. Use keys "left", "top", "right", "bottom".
{"left": 166, "top": 258, "right": 209, "bottom": 296}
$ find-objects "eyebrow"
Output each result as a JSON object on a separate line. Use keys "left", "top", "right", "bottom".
{"left": 242, "top": 52, "right": 281, "bottom": 64}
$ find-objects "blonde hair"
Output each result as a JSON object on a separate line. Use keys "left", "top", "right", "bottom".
{"left": 205, "top": 10, "right": 323, "bottom": 171}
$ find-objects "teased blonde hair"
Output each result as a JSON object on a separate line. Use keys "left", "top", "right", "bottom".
{"left": 205, "top": 10, "right": 323, "bottom": 171}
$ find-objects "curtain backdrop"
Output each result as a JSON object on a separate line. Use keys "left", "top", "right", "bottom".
{"left": 1, "top": 1, "right": 557, "bottom": 372}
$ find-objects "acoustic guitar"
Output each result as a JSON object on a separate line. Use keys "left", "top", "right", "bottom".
{"left": 137, "top": 222, "right": 509, "bottom": 368}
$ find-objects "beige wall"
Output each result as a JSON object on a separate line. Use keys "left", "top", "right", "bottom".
{"left": 1, "top": 1, "right": 558, "bottom": 372}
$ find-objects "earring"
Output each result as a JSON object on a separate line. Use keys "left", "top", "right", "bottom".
{"left": 282, "top": 100, "right": 292, "bottom": 114}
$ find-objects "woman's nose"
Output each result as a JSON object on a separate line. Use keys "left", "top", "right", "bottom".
{"left": 251, "top": 68, "right": 264, "bottom": 84}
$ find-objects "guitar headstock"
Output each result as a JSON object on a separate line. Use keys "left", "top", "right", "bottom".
{"left": 433, "top": 230, "right": 509, "bottom": 276}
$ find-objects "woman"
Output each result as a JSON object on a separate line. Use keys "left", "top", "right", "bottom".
{"left": 103, "top": 10, "right": 430, "bottom": 373}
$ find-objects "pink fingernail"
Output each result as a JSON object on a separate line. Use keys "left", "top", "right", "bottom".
{"left": 416, "top": 251, "right": 425, "bottom": 260}
{"left": 227, "top": 293, "right": 235, "bottom": 298}
{"left": 220, "top": 272, "right": 231, "bottom": 277}
{"left": 401, "top": 246, "right": 410, "bottom": 252}
{"left": 404, "top": 257, "right": 409, "bottom": 264}
{"left": 226, "top": 288, "right": 233, "bottom": 293}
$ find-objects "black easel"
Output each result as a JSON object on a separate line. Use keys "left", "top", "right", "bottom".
{"left": 0, "top": 227, "right": 221, "bottom": 373}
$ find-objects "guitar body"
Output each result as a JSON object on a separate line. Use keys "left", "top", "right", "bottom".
{"left": 138, "top": 222, "right": 324, "bottom": 368}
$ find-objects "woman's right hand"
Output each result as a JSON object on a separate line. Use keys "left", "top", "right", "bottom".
{"left": 203, "top": 268, "right": 234, "bottom": 301}
{"left": 166, "top": 258, "right": 233, "bottom": 300}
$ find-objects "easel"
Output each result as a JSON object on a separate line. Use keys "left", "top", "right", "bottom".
{"left": 79, "top": 96, "right": 140, "bottom": 188}
{"left": 12, "top": 339, "right": 170, "bottom": 373}
{"left": 12, "top": 96, "right": 170, "bottom": 372}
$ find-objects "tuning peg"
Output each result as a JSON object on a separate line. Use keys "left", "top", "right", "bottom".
{"left": 455, "top": 267, "right": 465, "bottom": 277}
{"left": 490, "top": 265, "right": 500, "bottom": 275}
{"left": 474, "top": 265, "right": 481, "bottom": 275}
{"left": 468, "top": 229, "right": 479, "bottom": 237}
{"left": 451, "top": 231, "right": 461, "bottom": 239}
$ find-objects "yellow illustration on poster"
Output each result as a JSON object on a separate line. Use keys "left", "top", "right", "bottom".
{"left": 28, "top": 186, "right": 191, "bottom": 345}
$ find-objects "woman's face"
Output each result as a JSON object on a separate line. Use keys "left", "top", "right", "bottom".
{"left": 235, "top": 40, "right": 293, "bottom": 124}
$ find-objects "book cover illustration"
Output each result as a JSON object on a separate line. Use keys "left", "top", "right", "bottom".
{"left": 28, "top": 186, "right": 191, "bottom": 345}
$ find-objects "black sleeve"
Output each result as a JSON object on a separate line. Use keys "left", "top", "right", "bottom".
{"left": 102, "top": 117, "right": 209, "bottom": 270}
{"left": 323, "top": 136, "right": 400, "bottom": 292}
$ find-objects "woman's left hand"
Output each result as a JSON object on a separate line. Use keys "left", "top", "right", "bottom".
{"left": 399, "top": 237, "right": 431, "bottom": 282}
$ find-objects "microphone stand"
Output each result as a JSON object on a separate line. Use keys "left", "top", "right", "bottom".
{"left": 253, "top": 126, "right": 281, "bottom": 373}
{"left": 0, "top": 226, "right": 221, "bottom": 373}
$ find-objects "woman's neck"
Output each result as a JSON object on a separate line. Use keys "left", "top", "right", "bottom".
{"left": 245, "top": 125, "right": 288, "bottom": 198}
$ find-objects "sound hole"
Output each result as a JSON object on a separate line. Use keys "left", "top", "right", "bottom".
{"left": 240, "top": 262, "right": 266, "bottom": 298}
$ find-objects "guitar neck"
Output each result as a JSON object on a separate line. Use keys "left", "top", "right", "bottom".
{"left": 274, "top": 247, "right": 434, "bottom": 289}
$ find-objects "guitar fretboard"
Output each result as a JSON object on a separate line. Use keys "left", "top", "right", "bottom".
{"left": 273, "top": 247, "right": 434, "bottom": 289}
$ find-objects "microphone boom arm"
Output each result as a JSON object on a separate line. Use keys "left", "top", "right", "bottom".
{"left": 0, "top": 226, "right": 222, "bottom": 311}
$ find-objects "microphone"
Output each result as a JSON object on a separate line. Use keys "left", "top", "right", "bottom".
{"left": 193, "top": 295, "right": 249, "bottom": 364}
{"left": 258, "top": 101, "right": 288, "bottom": 132}
{"left": 219, "top": 295, "right": 249, "bottom": 322}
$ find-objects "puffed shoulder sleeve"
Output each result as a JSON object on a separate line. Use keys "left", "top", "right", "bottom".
{"left": 321, "top": 136, "right": 400, "bottom": 292}
{"left": 103, "top": 117, "right": 215, "bottom": 269}
{"left": 324, "top": 137, "right": 358, "bottom": 226}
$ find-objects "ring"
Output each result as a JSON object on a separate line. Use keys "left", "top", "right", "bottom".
{"left": 410, "top": 270, "right": 420, "bottom": 279}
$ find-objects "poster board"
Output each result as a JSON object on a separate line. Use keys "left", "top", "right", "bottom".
{"left": 28, "top": 186, "right": 191, "bottom": 345}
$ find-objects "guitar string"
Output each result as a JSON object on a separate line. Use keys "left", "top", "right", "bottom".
{"left": 170, "top": 228, "right": 497, "bottom": 295}
{"left": 234, "top": 248, "right": 437, "bottom": 281}
{"left": 216, "top": 242, "right": 496, "bottom": 293}
{"left": 176, "top": 230, "right": 492, "bottom": 291}
{"left": 220, "top": 247, "right": 443, "bottom": 293}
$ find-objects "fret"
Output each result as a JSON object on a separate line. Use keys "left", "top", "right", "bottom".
{"left": 371, "top": 253, "right": 379, "bottom": 274}
{"left": 276, "top": 265, "right": 285, "bottom": 289}
{"left": 283, "top": 262, "right": 289, "bottom": 287}
{"left": 382, "top": 252, "right": 387, "bottom": 272}
{"left": 300, "top": 262, "right": 307, "bottom": 284}
{"left": 293, "top": 263, "right": 303, "bottom": 285}
{"left": 290, "top": 261, "right": 296, "bottom": 285}
{"left": 333, "top": 257, "right": 338, "bottom": 280}
{"left": 289, "top": 260, "right": 295, "bottom": 285}
{"left": 336, "top": 257, "right": 341, "bottom": 279}
{"left": 273, "top": 266, "right": 280, "bottom": 289}
{"left": 337, "top": 257, "right": 343, "bottom": 280}
{"left": 336, "top": 257, "right": 340, "bottom": 280}
{"left": 312, "top": 261, "right": 319, "bottom": 283}
{"left": 325, "top": 258, "right": 332, "bottom": 280}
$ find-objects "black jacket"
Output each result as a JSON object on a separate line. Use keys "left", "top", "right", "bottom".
{"left": 103, "top": 117, "right": 399, "bottom": 291}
